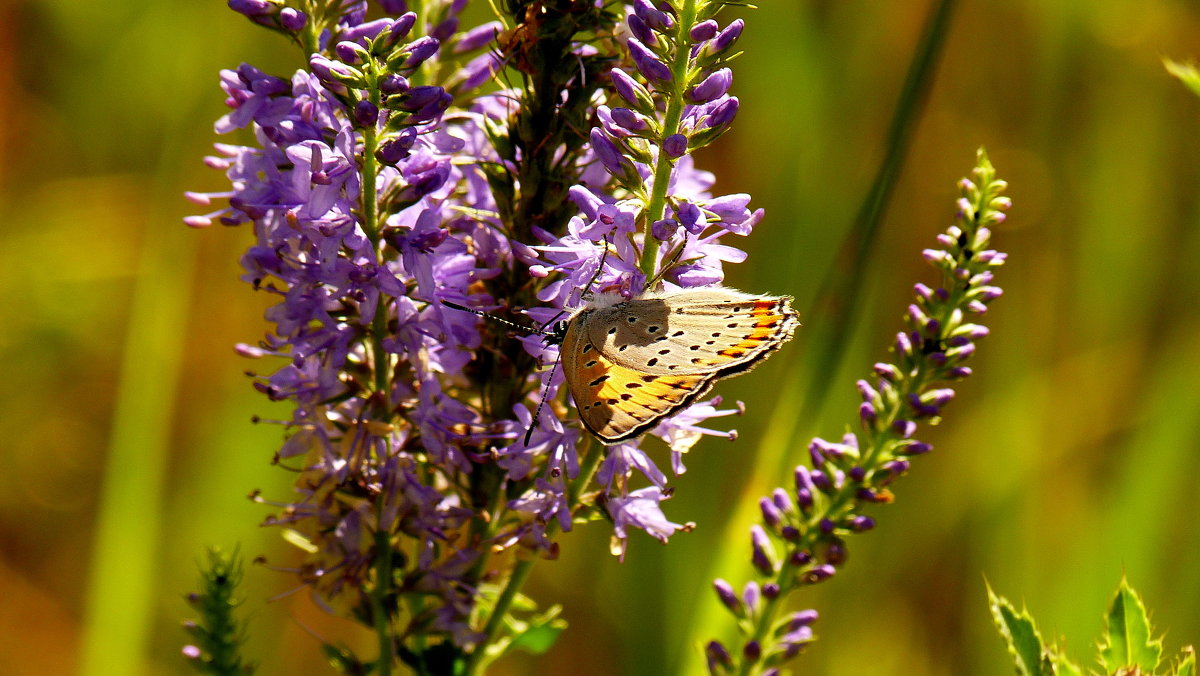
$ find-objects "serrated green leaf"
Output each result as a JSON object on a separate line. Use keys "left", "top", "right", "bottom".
{"left": 1099, "top": 578, "right": 1163, "bottom": 672}
{"left": 1050, "top": 650, "right": 1084, "bottom": 676}
{"left": 1174, "top": 646, "right": 1196, "bottom": 676}
{"left": 1165, "top": 59, "right": 1200, "bottom": 98}
{"left": 988, "top": 584, "right": 1052, "bottom": 676}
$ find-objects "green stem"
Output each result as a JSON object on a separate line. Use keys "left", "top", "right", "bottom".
{"left": 639, "top": 0, "right": 700, "bottom": 278}
{"left": 798, "top": 0, "right": 957, "bottom": 422}
{"left": 462, "top": 440, "right": 603, "bottom": 675}
{"left": 373, "top": 527, "right": 395, "bottom": 676}
{"left": 358, "top": 59, "right": 396, "bottom": 673}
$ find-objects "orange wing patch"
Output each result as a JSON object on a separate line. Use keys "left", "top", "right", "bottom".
{"left": 691, "top": 299, "right": 792, "bottom": 368}
{"left": 570, "top": 337, "right": 709, "bottom": 443}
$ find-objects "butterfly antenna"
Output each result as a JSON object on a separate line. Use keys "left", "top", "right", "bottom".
{"left": 441, "top": 300, "right": 552, "bottom": 336}
{"left": 524, "top": 351, "right": 563, "bottom": 445}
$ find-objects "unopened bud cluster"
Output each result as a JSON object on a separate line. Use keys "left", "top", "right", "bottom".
{"left": 707, "top": 151, "right": 1010, "bottom": 675}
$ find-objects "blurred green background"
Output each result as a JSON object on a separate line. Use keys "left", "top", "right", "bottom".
{"left": 2, "top": 0, "right": 1199, "bottom": 674}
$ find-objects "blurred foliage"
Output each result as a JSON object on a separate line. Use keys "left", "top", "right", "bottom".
{"left": 0, "top": 0, "right": 1198, "bottom": 674}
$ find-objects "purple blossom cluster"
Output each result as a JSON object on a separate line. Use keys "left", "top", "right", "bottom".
{"left": 706, "top": 151, "right": 1010, "bottom": 676}
{"left": 189, "top": 0, "right": 775, "bottom": 668}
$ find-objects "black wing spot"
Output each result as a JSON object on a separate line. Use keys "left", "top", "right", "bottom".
{"left": 672, "top": 330, "right": 685, "bottom": 337}
{"left": 691, "top": 357, "right": 706, "bottom": 365}
{"left": 646, "top": 358, "right": 658, "bottom": 367}
{"left": 711, "top": 332, "right": 721, "bottom": 338}
{"left": 732, "top": 306, "right": 743, "bottom": 312}
{"left": 626, "top": 381, "right": 643, "bottom": 389}
{"left": 726, "top": 322, "right": 739, "bottom": 328}
{"left": 668, "top": 364, "right": 678, "bottom": 370}
{"left": 658, "top": 348, "right": 671, "bottom": 355}
{"left": 620, "top": 393, "right": 633, "bottom": 401}
{"left": 654, "top": 336, "right": 668, "bottom": 343}
{"left": 607, "top": 398, "right": 619, "bottom": 405}
{"left": 705, "top": 340, "right": 716, "bottom": 345}
{"left": 582, "top": 343, "right": 594, "bottom": 353}
{"left": 585, "top": 359, "right": 598, "bottom": 367}
{"left": 690, "top": 345, "right": 701, "bottom": 351}
{"left": 589, "top": 375, "right": 610, "bottom": 386}
{"left": 618, "top": 345, "right": 628, "bottom": 352}
{"left": 626, "top": 316, "right": 638, "bottom": 323}
{"left": 608, "top": 327, "right": 617, "bottom": 335}
{"left": 648, "top": 325, "right": 661, "bottom": 333}
{"left": 641, "top": 375, "right": 657, "bottom": 383}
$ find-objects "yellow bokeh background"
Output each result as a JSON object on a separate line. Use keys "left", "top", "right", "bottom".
{"left": 2, "top": 1, "right": 1199, "bottom": 674}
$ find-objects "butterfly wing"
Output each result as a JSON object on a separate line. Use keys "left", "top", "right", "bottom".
{"left": 561, "top": 313, "right": 715, "bottom": 444}
{"left": 587, "top": 288, "right": 798, "bottom": 377}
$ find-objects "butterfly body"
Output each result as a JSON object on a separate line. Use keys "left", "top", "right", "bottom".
{"left": 555, "top": 287, "right": 798, "bottom": 444}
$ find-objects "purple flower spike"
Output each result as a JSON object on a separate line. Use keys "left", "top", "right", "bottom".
{"left": 663, "top": 133, "right": 688, "bottom": 158}
{"left": 628, "top": 38, "right": 673, "bottom": 83}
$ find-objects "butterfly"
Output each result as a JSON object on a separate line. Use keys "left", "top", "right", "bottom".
{"left": 546, "top": 287, "right": 798, "bottom": 444}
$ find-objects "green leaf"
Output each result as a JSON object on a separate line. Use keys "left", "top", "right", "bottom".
{"left": 1098, "top": 577, "right": 1163, "bottom": 672}
{"left": 987, "top": 583, "right": 1054, "bottom": 676}
{"left": 1173, "top": 646, "right": 1196, "bottom": 676}
{"left": 1165, "top": 59, "right": 1200, "bottom": 98}
{"left": 508, "top": 605, "right": 567, "bottom": 656}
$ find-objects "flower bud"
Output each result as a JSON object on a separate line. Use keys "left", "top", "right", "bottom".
{"left": 688, "top": 68, "right": 733, "bottom": 103}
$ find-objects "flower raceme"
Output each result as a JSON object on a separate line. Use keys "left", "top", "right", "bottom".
{"left": 707, "top": 150, "right": 1011, "bottom": 676}
{"left": 188, "top": 0, "right": 790, "bottom": 670}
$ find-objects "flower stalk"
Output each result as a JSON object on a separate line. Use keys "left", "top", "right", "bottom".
{"left": 190, "top": 0, "right": 778, "bottom": 671}
{"left": 711, "top": 149, "right": 1010, "bottom": 675}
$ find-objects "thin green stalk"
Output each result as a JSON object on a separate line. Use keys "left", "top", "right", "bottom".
{"left": 357, "top": 62, "right": 396, "bottom": 674}
{"left": 639, "top": 0, "right": 700, "bottom": 277}
{"left": 799, "top": 0, "right": 957, "bottom": 422}
{"left": 373, "top": 527, "right": 395, "bottom": 676}
{"left": 462, "top": 439, "right": 603, "bottom": 675}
